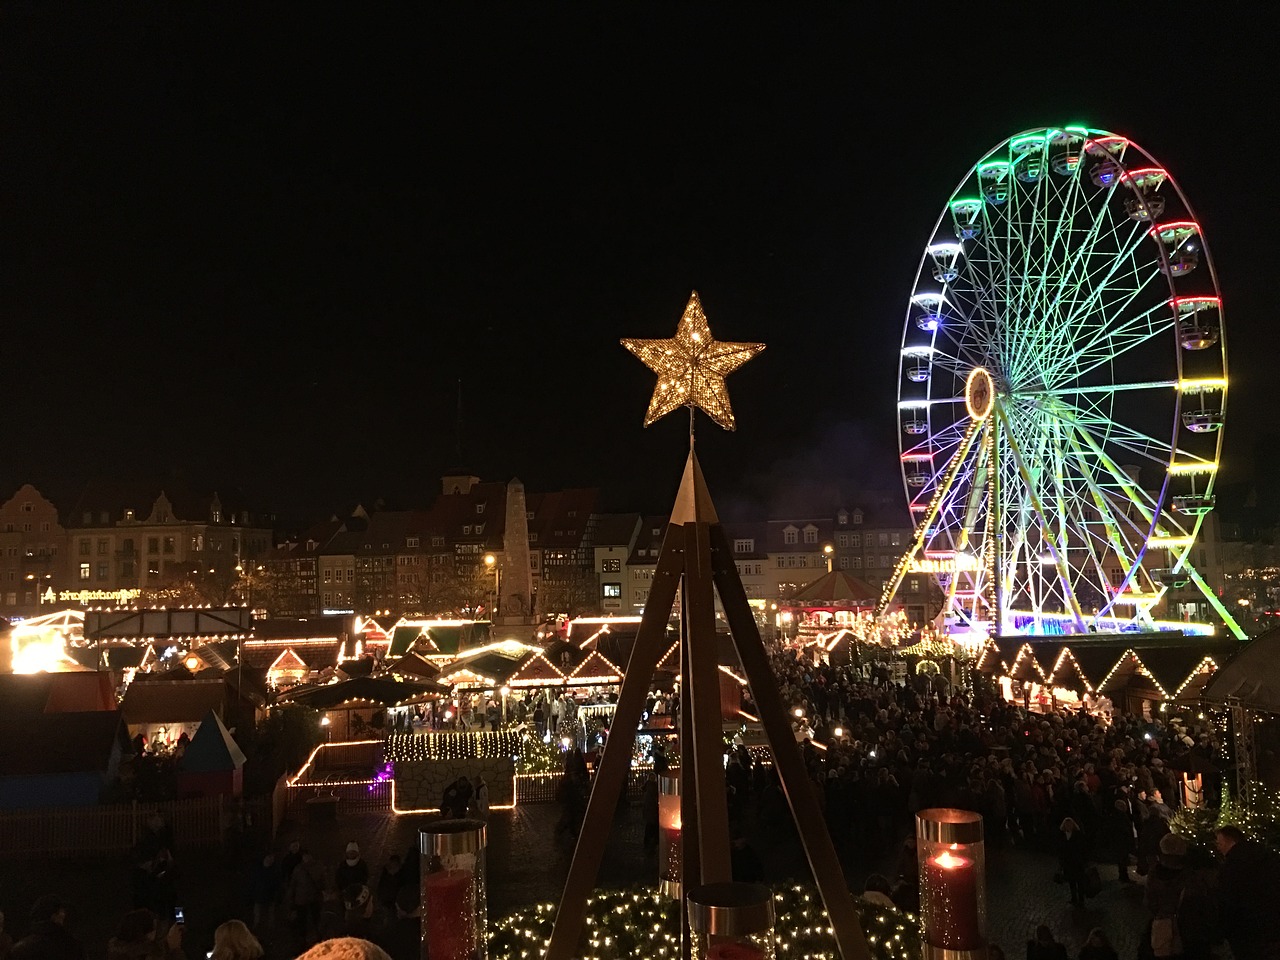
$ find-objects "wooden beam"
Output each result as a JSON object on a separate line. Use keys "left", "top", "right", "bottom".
{"left": 545, "top": 524, "right": 685, "bottom": 960}
{"left": 709, "top": 524, "right": 870, "bottom": 960}
{"left": 683, "top": 520, "right": 732, "bottom": 884}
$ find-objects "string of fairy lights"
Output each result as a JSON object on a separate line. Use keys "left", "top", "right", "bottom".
{"left": 384, "top": 731, "right": 522, "bottom": 762}
{"left": 487, "top": 884, "right": 921, "bottom": 960}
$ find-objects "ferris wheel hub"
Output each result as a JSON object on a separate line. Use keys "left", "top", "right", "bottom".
{"left": 965, "top": 367, "right": 995, "bottom": 421}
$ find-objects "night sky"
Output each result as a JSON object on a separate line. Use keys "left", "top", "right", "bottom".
{"left": 4, "top": 8, "right": 1275, "bottom": 527}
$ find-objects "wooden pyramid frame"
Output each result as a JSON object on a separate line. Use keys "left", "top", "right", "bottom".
{"left": 546, "top": 452, "right": 868, "bottom": 959}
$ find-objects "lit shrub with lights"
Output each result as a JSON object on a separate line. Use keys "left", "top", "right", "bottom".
{"left": 488, "top": 884, "right": 921, "bottom": 960}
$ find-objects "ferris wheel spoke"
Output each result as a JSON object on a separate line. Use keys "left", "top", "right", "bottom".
{"left": 1048, "top": 222, "right": 1160, "bottom": 372}
{"left": 1066, "top": 298, "right": 1173, "bottom": 382}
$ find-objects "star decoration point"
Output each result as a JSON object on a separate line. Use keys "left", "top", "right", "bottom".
{"left": 621, "top": 290, "right": 765, "bottom": 431}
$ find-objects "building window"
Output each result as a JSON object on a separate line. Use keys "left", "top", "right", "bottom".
{"left": 909, "top": 578, "right": 920, "bottom": 592}
{"left": 852, "top": 557, "right": 863, "bottom": 569}
{"left": 803, "top": 528, "right": 818, "bottom": 544}
{"left": 836, "top": 534, "right": 848, "bottom": 548}
{"left": 96, "top": 562, "right": 108, "bottom": 581}
{"left": 40, "top": 521, "right": 49, "bottom": 532}
{"left": 79, "top": 563, "right": 90, "bottom": 581}
{"left": 324, "top": 570, "right": 332, "bottom": 582}
{"left": 839, "top": 556, "right": 850, "bottom": 570}
{"left": 880, "top": 555, "right": 892, "bottom": 568}
{"left": 163, "top": 537, "right": 175, "bottom": 554}
{"left": 733, "top": 539, "right": 754, "bottom": 553}
{"left": 4, "top": 592, "right": 14, "bottom": 606}
{"left": 850, "top": 534, "right": 861, "bottom": 548}
{"left": 407, "top": 537, "right": 420, "bottom": 548}
{"left": 891, "top": 532, "right": 902, "bottom": 546}
{"left": 784, "top": 530, "right": 797, "bottom": 545}
{"left": 602, "top": 583, "right": 621, "bottom": 598}
{"left": 602, "top": 558, "right": 621, "bottom": 573}
{"left": 476, "top": 504, "right": 485, "bottom": 515}
{"left": 878, "top": 533, "right": 889, "bottom": 547}
{"left": 79, "top": 539, "right": 91, "bottom": 556}
{"left": 432, "top": 536, "right": 444, "bottom": 547}
{"left": 148, "top": 560, "right": 160, "bottom": 576}
{"left": 852, "top": 511, "right": 863, "bottom": 525}
{"left": 147, "top": 537, "right": 159, "bottom": 553}
{"left": 463, "top": 525, "right": 472, "bottom": 535}
{"left": 476, "top": 523, "right": 485, "bottom": 535}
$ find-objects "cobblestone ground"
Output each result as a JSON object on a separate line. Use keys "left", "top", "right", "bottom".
{"left": 0, "top": 802, "right": 1154, "bottom": 960}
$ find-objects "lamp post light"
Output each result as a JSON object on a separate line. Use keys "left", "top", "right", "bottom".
{"left": 823, "top": 543, "right": 834, "bottom": 573}
{"left": 483, "top": 553, "right": 501, "bottom": 620}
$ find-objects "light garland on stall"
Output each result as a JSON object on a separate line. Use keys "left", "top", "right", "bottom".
{"left": 487, "top": 884, "right": 921, "bottom": 960}
{"left": 384, "top": 731, "right": 522, "bottom": 762}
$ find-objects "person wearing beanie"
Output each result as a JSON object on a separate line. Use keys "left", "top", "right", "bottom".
{"left": 336, "top": 843, "right": 368, "bottom": 892}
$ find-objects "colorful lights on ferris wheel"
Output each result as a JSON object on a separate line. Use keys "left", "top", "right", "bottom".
{"left": 911, "top": 292, "right": 950, "bottom": 330}
{"left": 949, "top": 199, "right": 983, "bottom": 238}
{"left": 1172, "top": 297, "right": 1222, "bottom": 351}
{"left": 976, "top": 161, "right": 1010, "bottom": 205}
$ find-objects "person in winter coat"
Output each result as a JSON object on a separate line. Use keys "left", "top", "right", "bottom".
{"left": 11, "top": 897, "right": 86, "bottom": 960}
{"left": 1058, "top": 818, "right": 1089, "bottom": 907}
{"left": 1078, "top": 928, "right": 1117, "bottom": 960}
{"left": 335, "top": 844, "right": 369, "bottom": 893}
{"left": 1026, "top": 924, "right": 1068, "bottom": 960}
{"left": 1215, "top": 825, "right": 1280, "bottom": 960}
{"left": 1145, "top": 833, "right": 1214, "bottom": 960}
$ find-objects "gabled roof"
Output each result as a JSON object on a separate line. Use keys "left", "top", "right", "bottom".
{"left": 568, "top": 650, "right": 623, "bottom": 685}
{"left": 506, "top": 652, "right": 568, "bottom": 687}
{"left": 121, "top": 679, "right": 228, "bottom": 725}
{"left": 0, "top": 710, "right": 126, "bottom": 776}
{"left": 590, "top": 513, "right": 641, "bottom": 549}
{"left": 527, "top": 488, "right": 598, "bottom": 548}
{"left": 627, "top": 515, "right": 669, "bottom": 566}
{"left": 0, "top": 673, "right": 117, "bottom": 715}
{"left": 182, "top": 709, "right": 246, "bottom": 772}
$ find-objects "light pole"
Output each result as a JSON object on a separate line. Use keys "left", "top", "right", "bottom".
{"left": 484, "top": 553, "right": 501, "bottom": 620}
{"left": 823, "top": 543, "right": 834, "bottom": 573}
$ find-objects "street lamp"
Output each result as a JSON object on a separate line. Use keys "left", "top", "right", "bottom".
{"left": 484, "top": 553, "right": 501, "bottom": 619}
{"left": 823, "top": 543, "right": 834, "bottom": 573}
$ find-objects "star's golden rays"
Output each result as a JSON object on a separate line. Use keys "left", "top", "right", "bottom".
{"left": 621, "top": 290, "right": 765, "bottom": 431}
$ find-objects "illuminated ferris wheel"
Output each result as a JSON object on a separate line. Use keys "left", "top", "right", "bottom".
{"left": 878, "top": 125, "right": 1245, "bottom": 640}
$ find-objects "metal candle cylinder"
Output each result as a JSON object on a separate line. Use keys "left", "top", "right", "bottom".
{"left": 916, "top": 808, "right": 986, "bottom": 958}
{"left": 658, "top": 770, "right": 683, "bottom": 899}
{"left": 420, "top": 818, "right": 488, "bottom": 960}
{"left": 686, "top": 883, "right": 776, "bottom": 960}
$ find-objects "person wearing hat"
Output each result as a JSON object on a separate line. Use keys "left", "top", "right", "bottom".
{"left": 335, "top": 843, "right": 368, "bottom": 893}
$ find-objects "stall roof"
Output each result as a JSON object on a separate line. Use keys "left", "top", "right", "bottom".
{"left": 1201, "top": 628, "right": 1280, "bottom": 710}
{"left": 279, "top": 675, "right": 446, "bottom": 710}
{"left": 121, "top": 679, "right": 228, "bottom": 725}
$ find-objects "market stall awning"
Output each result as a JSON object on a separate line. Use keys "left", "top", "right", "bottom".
{"left": 1201, "top": 628, "right": 1280, "bottom": 711}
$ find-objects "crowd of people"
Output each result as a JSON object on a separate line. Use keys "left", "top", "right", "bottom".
{"left": 749, "top": 649, "right": 1280, "bottom": 959}
{"left": 8, "top": 644, "right": 1280, "bottom": 960}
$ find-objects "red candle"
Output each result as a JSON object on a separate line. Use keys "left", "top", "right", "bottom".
{"left": 423, "top": 868, "right": 475, "bottom": 960}
{"left": 706, "top": 940, "right": 767, "bottom": 960}
{"left": 921, "top": 849, "right": 982, "bottom": 950}
{"left": 660, "top": 825, "right": 682, "bottom": 881}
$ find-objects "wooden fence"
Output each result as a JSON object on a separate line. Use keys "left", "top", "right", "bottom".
{"left": 514, "top": 766, "right": 650, "bottom": 804}
{"left": 0, "top": 795, "right": 228, "bottom": 858}
{"left": 286, "top": 778, "right": 392, "bottom": 813}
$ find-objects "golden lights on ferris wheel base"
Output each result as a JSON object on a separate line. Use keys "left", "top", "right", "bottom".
{"left": 965, "top": 366, "right": 995, "bottom": 421}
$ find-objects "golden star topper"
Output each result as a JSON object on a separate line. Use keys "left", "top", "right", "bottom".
{"left": 621, "top": 291, "right": 765, "bottom": 431}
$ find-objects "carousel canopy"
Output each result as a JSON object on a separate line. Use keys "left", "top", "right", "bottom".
{"left": 789, "top": 570, "right": 877, "bottom": 605}
{"left": 280, "top": 674, "right": 446, "bottom": 711}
